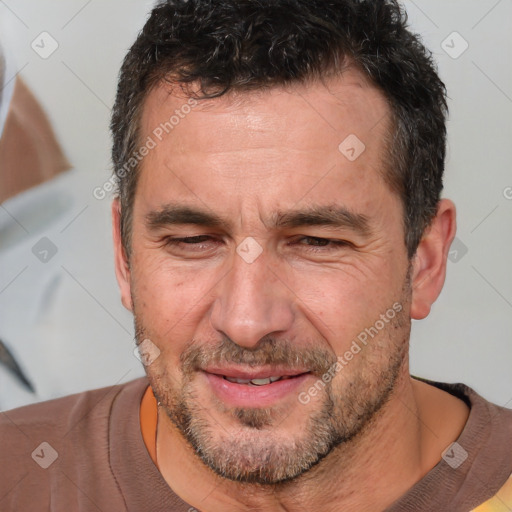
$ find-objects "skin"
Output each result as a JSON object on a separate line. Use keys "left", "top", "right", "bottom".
{"left": 113, "top": 68, "right": 469, "bottom": 511}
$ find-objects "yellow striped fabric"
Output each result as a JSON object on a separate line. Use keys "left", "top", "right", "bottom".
{"left": 472, "top": 475, "right": 512, "bottom": 511}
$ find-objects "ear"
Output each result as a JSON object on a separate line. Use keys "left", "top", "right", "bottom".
{"left": 410, "top": 199, "right": 457, "bottom": 320}
{"left": 112, "top": 198, "right": 133, "bottom": 311}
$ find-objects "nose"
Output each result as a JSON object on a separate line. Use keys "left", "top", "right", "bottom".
{"left": 210, "top": 249, "right": 294, "bottom": 349}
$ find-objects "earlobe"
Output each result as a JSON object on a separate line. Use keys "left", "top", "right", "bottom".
{"left": 112, "top": 199, "right": 133, "bottom": 312}
{"left": 410, "top": 199, "right": 457, "bottom": 320}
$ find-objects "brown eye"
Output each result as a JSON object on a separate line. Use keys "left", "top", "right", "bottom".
{"left": 299, "top": 237, "right": 331, "bottom": 247}
{"left": 161, "top": 235, "right": 222, "bottom": 257}
{"left": 172, "top": 236, "right": 211, "bottom": 244}
{"left": 294, "top": 236, "right": 350, "bottom": 248}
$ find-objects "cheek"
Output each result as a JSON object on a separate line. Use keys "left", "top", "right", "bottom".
{"left": 130, "top": 250, "right": 219, "bottom": 342}
{"left": 289, "top": 258, "right": 405, "bottom": 352}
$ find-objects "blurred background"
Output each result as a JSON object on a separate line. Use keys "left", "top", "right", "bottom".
{"left": 0, "top": 0, "right": 510, "bottom": 410}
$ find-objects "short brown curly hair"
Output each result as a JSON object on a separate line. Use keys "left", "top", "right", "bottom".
{"left": 111, "top": 0, "right": 448, "bottom": 259}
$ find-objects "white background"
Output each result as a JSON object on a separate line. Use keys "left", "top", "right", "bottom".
{"left": 0, "top": 0, "right": 511, "bottom": 405}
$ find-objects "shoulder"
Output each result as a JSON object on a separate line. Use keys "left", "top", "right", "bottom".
{"left": 0, "top": 378, "right": 147, "bottom": 462}
{"left": 1, "top": 378, "right": 142, "bottom": 436}
{"left": 389, "top": 379, "right": 512, "bottom": 511}
{"left": 0, "top": 378, "right": 148, "bottom": 510}
{"left": 439, "top": 380, "right": 512, "bottom": 429}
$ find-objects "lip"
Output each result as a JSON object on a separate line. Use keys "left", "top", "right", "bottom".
{"left": 203, "top": 369, "right": 312, "bottom": 408}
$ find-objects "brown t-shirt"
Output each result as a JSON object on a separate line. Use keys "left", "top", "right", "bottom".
{"left": 0, "top": 377, "right": 511, "bottom": 511}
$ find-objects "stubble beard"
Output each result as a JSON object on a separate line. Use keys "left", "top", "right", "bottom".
{"left": 135, "top": 298, "right": 410, "bottom": 486}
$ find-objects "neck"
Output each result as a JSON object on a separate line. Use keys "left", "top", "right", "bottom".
{"left": 156, "top": 368, "right": 469, "bottom": 512}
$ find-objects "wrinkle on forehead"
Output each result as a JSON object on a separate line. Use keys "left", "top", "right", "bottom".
{"left": 143, "top": 66, "right": 390, "bottom": 134}
{"left": 136, "top": 66, "right": 398, "bottom": 237}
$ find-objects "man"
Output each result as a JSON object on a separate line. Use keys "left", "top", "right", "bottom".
{"left": 1, "top": 0, "right": 511, "bottom": 510}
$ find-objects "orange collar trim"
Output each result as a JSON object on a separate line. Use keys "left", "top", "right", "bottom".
{"left": 140, "top": 385, "right": 158, "bottom": 465}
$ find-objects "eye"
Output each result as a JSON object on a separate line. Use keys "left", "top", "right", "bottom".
{"left": 293, "top": 236, "right": 350, "bottom": 249}
{"left": 298, "top": 236, "right": 330, "bottom": 247}
{"left": 161, "top": 235, "right": 222, "bottom": 256}
{"left": 169, "top": 235, "right": 211, "bottom": 244}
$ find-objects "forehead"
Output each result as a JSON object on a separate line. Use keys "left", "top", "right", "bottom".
{"left": 140, "top": 68, "right": 390, "bottom": 146}
{"left": 136, "top": 69, "right": 395, "bottom": 221}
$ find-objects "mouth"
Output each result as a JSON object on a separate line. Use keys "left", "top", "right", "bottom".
{"left": 202, "top": 367, "right": 312, "bottom": 407}
{"left": 222, "top": 374, "right": 304, "bottom": 386}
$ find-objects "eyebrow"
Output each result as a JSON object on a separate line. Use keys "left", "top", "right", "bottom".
{"left": 146, "top": 205, "right": 228, "bottom": 230}
{"left": 272, "top": 206, "right": 372, "bottom": 236}
{"left": 145, "top": 204, "right": 372, "bottom": 236}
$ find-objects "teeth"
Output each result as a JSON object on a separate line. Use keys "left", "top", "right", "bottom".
{"left": 250, "top": 378, "right": 272, "bottom": 386}
{"left": 225, "top": 377, "right": 252, "bottom": 384}
{"left": 223, "top": 375, "right": 284, "bottom": 385}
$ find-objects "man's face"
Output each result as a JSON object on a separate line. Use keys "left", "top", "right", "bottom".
{"left": 124, "top": 69, "right": 412, "bottom": 484}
